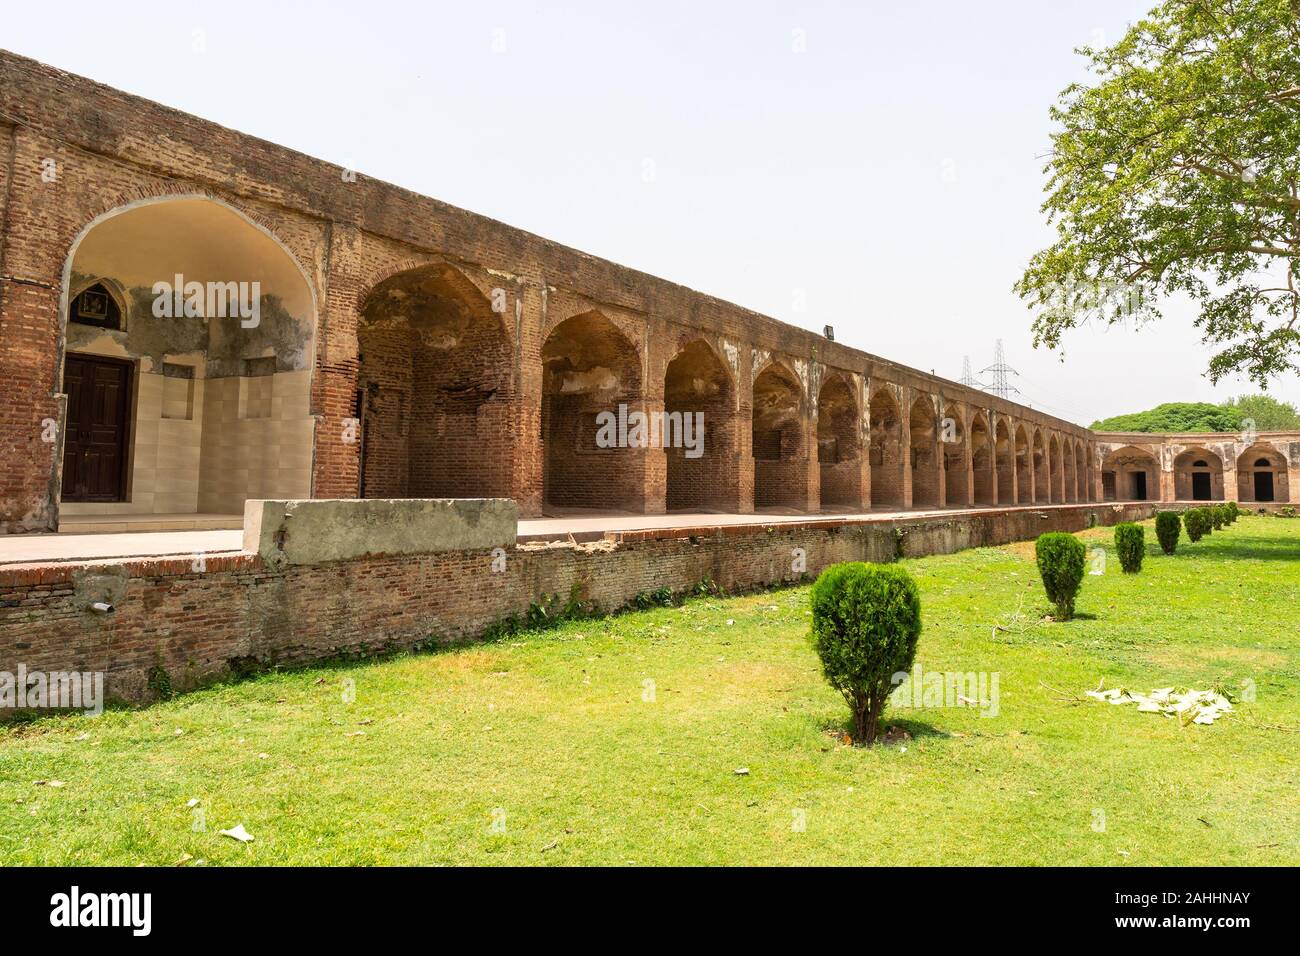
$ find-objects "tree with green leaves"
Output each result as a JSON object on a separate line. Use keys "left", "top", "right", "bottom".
{"left": 1091, "top": 401, "right": 1241, "bottom": 432}
{"left": 1221, "top": 393, "right": 1300, "bottom": 429}
{"left": 1017, "top": 0, "right": 1300, "bottom": 388}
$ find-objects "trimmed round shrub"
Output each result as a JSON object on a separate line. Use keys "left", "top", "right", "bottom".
{"left": 1184, "top": 507, "right": 1209, "bottom": 542}
{"left": 809, "top": 562, "right": 922, "bottom": 746}
{"left": 1114, "top": 522, "right": 1145, "bottom": 573}
{"left": 1035, "top": 532, "right": 1086, "bottom": 621}
{"left": 1226, "top": 500, "right": 1240, "bottom": 523}
{"left": 1154, "top": 511, "right": 1181, "bottom": 555}
{"left": 1209, "top": 505, "right": 1225, "bottom": 530}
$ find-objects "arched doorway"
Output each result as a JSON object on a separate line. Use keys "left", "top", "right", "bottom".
{"left": 1100, "top": 446, "right": 1159, "bottom": 501}
{"left": 1049, "top": 434, "right": 1065, "bottom": 503}
{"left": 909, "top": 396, "right": 940, "bottom": 508}
{"left": 58, "top": 196, "right": 316, "bottom": 519}
{"left": 971, "top": 412, "right": 994, "bottom": 505}
{"left": 995, "top": 419, "right": 1014, "bottom": 504}
{"left": 1063, "top": 437, "right": 1078, "bottom": 503}
{"left": 1074, "top": 442, "right": 1086, "bottom": 502}
{"left": 664, "top": 339, "right": 737, "bottom": 512}
{"left": 357, "top": 263, "right": 511, "bottom": 499}
{"left": 1014, "top": 425, "right": 1030, "bottom": 503}
{"left": 1237, "top": 444, "right": 1289, "bottom": 503}
{"left": 868, "top": 387, "right": 903, "bottom": 509}
{"left": 541, "top": 312, "right": 642, "bottom": 512}
{"left": 942, "top": 405, "right": 969, "bottom": 506}
{"left": 817, "top": 373, "right": 864, "bottom": 509}
{"left": 1173, "top": 448, "right": 1224, "bottom": 501}
{"left": 752, "top": 362, "right": 808, "bottom": 510}
{"left": 1032, "top": 430, "right": 1049, "bottom": 502}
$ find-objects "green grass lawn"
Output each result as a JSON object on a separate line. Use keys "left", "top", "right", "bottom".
{"left": 2, "top": 515, "right": 1298, "bottom": 866}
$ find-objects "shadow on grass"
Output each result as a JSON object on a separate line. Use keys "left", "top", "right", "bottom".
{"left": 818, "top": 715, "right": 952, "bottom": 745}
{"left": 1176, "top": 541, "right": 1300, "bottom": 562}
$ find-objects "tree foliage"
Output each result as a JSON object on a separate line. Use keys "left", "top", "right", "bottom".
{"left": 809, "top": 562, "right": 922, "bottom": 746}
{"left": 1018, "top": 0, "right": 1300, "bottom": 387}
{"left": 1221, "top": 393, "right": 1300, "bottom": 429}
{"left": 1091, "top": 394, "right": 1300, "bottom": 431}
{"left": 1034, "top": 532, "right": 1087, "bottom": 620}
{"left": 1090, "top": 401, "right": 1241, "bottom": 432}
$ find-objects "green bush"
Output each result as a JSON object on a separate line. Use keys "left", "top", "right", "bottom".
{"left": 1114, "top": 523, "right": 1145, "bottom": 573}
{"left": 1154, "top": 511, "right": 1181, "bottom": 555}
{"left": 1225, "top": 501, "right": 1239, "bottom": 524}
{"left": 1184, "top": 507, "right": 1209, "bottom": 542}
{"left": 1034, "top": 532, "right": 1086, "bottom": 620}
{"left": 809, "top": 562, "right": 922, "bottom": 746}
{"left": 1209, "top": 505, "right": 1225, "bottom": 530}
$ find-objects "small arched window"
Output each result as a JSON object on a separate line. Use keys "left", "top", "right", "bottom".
{"left": 1193, "top": 459, "right": 1208, "bottom": 467}
{"left": 1254, "top": 458, "right": 1272, "bottom": 468}
{"left": 71, "top": 282, "right": 123, "bottom": 331}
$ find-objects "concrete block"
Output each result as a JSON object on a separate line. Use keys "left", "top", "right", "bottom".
{"left": 243, "top": 498, "right": 517, "bottom": 566}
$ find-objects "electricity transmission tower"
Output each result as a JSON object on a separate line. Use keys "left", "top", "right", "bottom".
{"left": 980, "top": 339, "right": 1021, "bottom": 400}
{"left": 957, "top": 355, "right": 984, "bottom": 389}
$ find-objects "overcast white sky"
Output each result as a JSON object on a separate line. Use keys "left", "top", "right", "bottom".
{"left": 6, "top": 0, "right": 1296, "bottom": 424}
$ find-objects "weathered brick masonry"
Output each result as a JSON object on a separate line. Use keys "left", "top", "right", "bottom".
{"left": 0, "top": 503, "right": 1154, "bottom": 700}
{"left": 0, "top": 50, "right": 1100, "bottom": 532}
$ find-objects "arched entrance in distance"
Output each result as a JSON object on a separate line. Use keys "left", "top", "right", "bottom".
{"left": 1236, "top": 443, "right": 1289, "bottom": 503}
{"left": 1032, "top": 429, "right": 1049, "bottom": 502}
{"left": 1073, "top": 441, "right": 1086, "bottom": 502}
{"left": 868, "top": 387, "right": 903, "bottom": 509}
{"left": 357, "top": 263, "right": 512, "bottom": 499}
{"left": 1049, "top": 434, "right": 1065, "bottom": 503}
{"left": 941, "top": 405, "right": 968, "bottom": 506}
{"left": 1100, "top": 445, "right": 1159, "bottom": 501}
{"left": 664, "top": 339, "right": 738, "bottom": 512}
{"left": 970, "top": 412, "right": 994, "bottom": 505}
{"left": 1173, "top": 447, "right": 1224, "bottom": 501}
{"left": 540, "top": 311, "right": 643, "bottom": 512}
{"left": 752, "top": 361, "right": 808, "bottom": 510}
{"left": 816, "top": 373, "right": 864, "bottom": 510}
{"left": 908, "top": 396, "right": 940, "bottom": 508}
{"left": 57, "top": 195, "right": 316, "bottom": 519}
{"left": 1063, "top": 436, "right": 1078, "bottom": 503}
{"left": 1014, "top": 425, "right": 1030, "bottom": 503}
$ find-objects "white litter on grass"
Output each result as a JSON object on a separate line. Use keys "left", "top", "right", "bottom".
{"left": 1085, "top": 684, "right": 1234, "bottom": 725}
{"left": 219, "top": 824, "right": 254, "bottom": 843}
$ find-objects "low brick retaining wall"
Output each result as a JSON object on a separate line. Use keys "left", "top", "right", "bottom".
{"left": 0, "top": 501, "right": 1156, "bottom": 702}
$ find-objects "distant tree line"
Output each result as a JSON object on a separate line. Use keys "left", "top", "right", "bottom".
{"left": 1091, "top": 395, "right": 1300, "bottom": 432}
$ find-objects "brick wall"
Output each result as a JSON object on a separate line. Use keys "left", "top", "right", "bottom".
{"left": 0, "top": 502, "right": 1157, "bottom": 702}
{"left": 0, "top": 51, "right": 1101, "bottom": 530}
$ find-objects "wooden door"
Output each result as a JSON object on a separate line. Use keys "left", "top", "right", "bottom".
{"left": 62, "top": 355, "right": 131, "bottom": 502}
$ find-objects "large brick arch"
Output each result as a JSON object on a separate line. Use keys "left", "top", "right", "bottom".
{"left": 868, "top": 384, "right": 904, "bottom": 509}
{"left": 357, "top": 260, "right": 513, "bottom": 499}
{"left": 752, "top": 358, "right": 810, "bottom": 510}
{"left": 1014, "top": 424, "right": 1031, "bottom": 503}
{"left": 663, "top": 337, "right": 739, "bottom": 511}
{"left": 941, "top": 402, "right": 969, "bottom": 507}
{"left": 817, "top": 370, "right": 865, "bottom": 509}
{"left": 1173, "top": 446, "right": 1225, "bottom": 501}
{"left": 1237, "top": 442, "right": 1289, "bottom": 503}
{"left": 970, "top": 410, "right": 995, "bottom": 505}
{"left": 1032, "top": 429, "right": 1049, "bottom": 502}
{"left": 540, "top": 309, "right": 645, "bottom": 511}
{"left": 49, "top": 193, "right": 322, "bottom": 518}
{"left": 1100, "top": 445, "right": 1159, "bottom": 501}
{"left": 908, "top": 394, "right": 940, "bottom": 508}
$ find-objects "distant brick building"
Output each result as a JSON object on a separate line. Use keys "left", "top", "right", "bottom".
{"left": 0, "top": 51, "right": 1292, "bottom": 535}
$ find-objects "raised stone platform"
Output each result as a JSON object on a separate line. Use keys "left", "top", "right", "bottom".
{"left": 2, "top": 501, "right": 1151, "bottom": 567}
